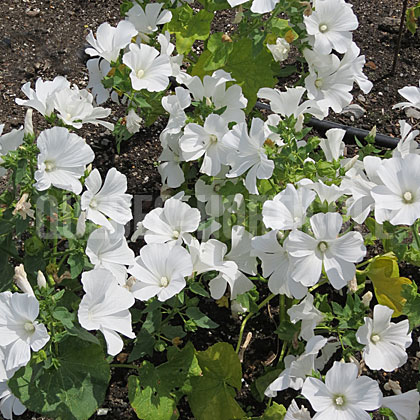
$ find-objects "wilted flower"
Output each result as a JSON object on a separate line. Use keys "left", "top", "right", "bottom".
{"left": 267, "top": 37, "right": 290, "bottom": 62}
{"left": 12, "top": 193, "right": 34, "bottom": 220}
{"left": 125, "top": 109, "right": 143, "bottom": 134}
{"left": 13, "top": 265, "right": 34, "bottom": 296}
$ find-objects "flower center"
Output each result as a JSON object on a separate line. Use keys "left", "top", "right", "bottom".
{"left": 319, "top": 23, "right": 328, "bottom": 33}
{"left": 315, "top": 78, "right": 323, "bottom": 89}
{"left": 160, "top": 276, "right": 169, "bottom": 287}
{"left": 205, "top": 97, "right": 213, "bottom": 107}
{"left": 172, "top": 230, "right": 180, "bottom": 240}
{"left": 209, "top": 134, "right": 218, "bottom": 144}
{"left": 147, "top": 25, "right": 153, "bottom": 31}
{"left": 334, "top": 395, "right": 345, "bottom": 406}
{"left": 24, "top": 321, "right": 36, "bottom": 333}
{"left": 136, "top": 69, "right": 145, "bottom": 79}
{"left": 44, "top": 160, "right": 56, "bottom": 172}
{"left": 371, "top": 333, "right": 381, "bottom": 343}
{"left": 318, "top": 241, "right": 328, "bottom": 253}
{"left": 403, "top": 191, "right": 413, "bottom": 203}
{"left": 89, "top": 197, "right": 98, "bottom": 209}
{"left": 66, "top": 113, "right": 73, "bottom": 120}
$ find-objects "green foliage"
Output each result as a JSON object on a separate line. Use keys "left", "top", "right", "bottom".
{"left": 401, "top": 282, "right": 420, "bottom": 329}
{"left": 188, "top": 342, "right": 244, "bottom": 420}
{"left": 186, "top": 306, "right": 219, "bottom": 329}
{"left": 165, "top": 5, "right": 213, "bottom": 54}
{"left": 8, "top": 337, "right": 110, "bottom": 420}
{"left": 406, "top": 2, "right": 420, "bottom": 34}
{"left": 256, "top": 402, "right": 287, "bottom": 419}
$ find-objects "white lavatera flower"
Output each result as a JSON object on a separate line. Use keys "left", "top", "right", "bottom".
{"left": 85, "top": 20, "right": 137, "bottom": 63}
{"left": 13, "top": 264, "right": 34, "bottom": 296}
{"left": 225, "top": 118, "right": 275, "bottom": 195}
{"left": 287, "top": 212, "right": 366, "bottom": 289}
{"left": 158, "top": 131, "right": 185, "bottom": 188}
{"left": 142, "top": 197, "right": 201, "bottom": 245}
{"left": 180, "top": 113, "right": 232, "bottom": 176}
{"left": 371, "top": 153, "right": 420, "bottom": 226}
{"left": 225, "top": 225, "right": 257, "bottom": 275}
{"left": 161, "top": 87, "right": 191, "bottom": 134}
{"left": 78, "top": 268, "right": 135, "bottom": 356}
{"left": 0, "top": 292, "right": 49, "bottom": 371}
{"left": 304, "top": 0, "right": 358, "bottom": 55}
{"left": 185, "top": 70, "right": 247, "bottom": 123}
{"left": 0, "top": 125, "right": 24, "bottom": 177}
{"left": 265, "top": 335, "right": 328, "bottom": 396}
{"left": 53, "top": 85, "right": 114, "bottom": 130}
{"left": 86, "top": 222, "right": 135, "bottom": 284}
{"left": 125, "top": 109, "right": 143, "bottom": 134}
{"left": 195, "top": 176, "right": 226, "bottom": 218}
{"left": 392, "top": 120, "right": 420, "bottom": 158}
{"left": 285, "top": 399, "right": 312, "bottom": 420}
{"left": 263, "top": 114, "right": 284, "bottom": 147}
{"left": 34, "top": 127, "right": 94, "bottom": 194}
{"left": 302, "top": 361, "right": 383, "bottom": 420}
{"left": 356, "top": 304, "right": 412, "bottom": 372}
{"left": 287, "top": 293, "right": 324, "bottom": 340}
{"left": 267, "top": 37, "right": 290, "bottom": 62}
{"left": 123, "top": 43, "right": 172, "bottom": 92}
{"left": 126, "top": 3, "right": 172, "bottom": 42}
{"left": 251, "top": 232, "right": 307, "bottom": 299}
{"left": 319, "top": 128, "right": 346, "bottom": 161}
{"left": 15, "top": 76, "right": 70, "bottom": 116}
{"left": 382, "top": 389, "right": 420, "bottom": 420}
{"left": 262, "top": 183, "right": 316, "bottom": 231}
{"left": 128, "top": 243, "right": 193, "bottom": 302}
{"left": 393, "top": 79, "right": 420, "bottom": 112}
{"left": 81, "top": 168, "right": 132, "bottom": 232}
{"left": 86, "top": 58, "right": 112, "bottom": 105}
{"left": 301, "top": 179, "right": 343, "bottom": 205}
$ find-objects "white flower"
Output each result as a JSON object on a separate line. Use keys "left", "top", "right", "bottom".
{"left": 125, "top": 109, "right": 143, "bottom": 134}
{"left": 81, "top": 168, "right": 132, "bottom": 232}
{"left": 285, "top": 400, "right": 312, "bottom": 420}
{"left": 252, "top": 232, "right": 307, "bottom": 299}
{"left": 37, "top": 271, "right": 47, "bottom": 289}
{"left": 53, "top": 85, "right": 114, "bottom": 130}
{"left": 162, "top": 87, "right": 191, "bottom": 134}
{"left": 262, "top": 184, "right": 316, "bottom": 231}
{"left": 126, "top": 3, "right": 172, "bottom": 42}
{"left": 142, "top": 197, "right": 201, "bottom": 245}
{"left": 287, "top": 294, "right": 324, "bottom": 340}
{"left": 34, "top": 127, "right": 94, "bottom": 194}
{"left": 225, "top": 226, "right": 257, "bottom": 275}
{"left": 0, "top": 125, "right": 24, "bottom": 177}
{"left": 85, "top": 20, "right": 137, "bottom": 63}
{"left": 382, "top": 390, "right": 420, "bottom": 420}
{"left": 12, "top": 193, "right": 34, "bottom": 220}
{"left": 158, "top": 130, "right": 185, "bottom": 188}
{"left": 393, "top": 80, "right": 420, "bottom": 112}
{"left": 128, "top": 243, "right": 192, "bottom": 301}
{"left": 371, "top": 154, "right": 420, "bottom": 226}
{"left": 319, "top": 128, "right": 345, "bottom": 161}
{"left": 304, "top": 179, "right": 343, "bottom": 204}
{"left": 86, "top": 223, "right": 135, "bottom": 284}
{"left": 304, "top": 0, "right": 358, "bottom": 54}
{"left": 287, "top": 212, "right": 366, "bottom": 289}
{"left": 302, "top": 361, "right": 383, "bottom": 420}
{"left": 195, "top": 176, "right": 226, "bottom": 218}
{"left": 13, "top": 265, "right": 34, "bottom": 296}
{"left": 180, "top": 113, "right": 231, "bottom": 176}
{"left": 267, "top": 38, "right": 290, "bottom": 62}
{"left": 123, "top": 43, "right": 172, "bottom": 92}
{"left": 225, "top": 118, "right": 274, "bottom": 194}
{"left": 15, "top": 76, "right": 70, "bottom": 116}
{"left": 86, "top": 58, "right": 112, "bottom": 105}
{"left": 392, "top": 120, "right": 420, "bottom": 158}
{"left": 356, "top": 304, "right": 412, "bottom": 372}
{"left": 78, "top": 268, "right": 135, "bottom": 356}
{"left": 0, "top": 292, "right": 49, "bottom": 371}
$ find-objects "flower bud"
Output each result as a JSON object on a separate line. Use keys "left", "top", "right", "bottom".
{"left": 37, "top": 270, "right": 47, "bottom": 289}
{"left": 361, "top": 291, "right": 373, "bottom": 307}
{"left": 76, "top": 211, "right": 86, "bottom": 238}
{"left": 24, "top": 109, "right": 34, "bottom": 136}
{"left": 13, "top": 264, "right": 34, "bottom": 296}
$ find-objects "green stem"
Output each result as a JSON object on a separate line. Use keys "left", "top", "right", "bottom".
{"left": 412, "top": 221, "right": 420, "bottom": 250}
{"left": 235, "top": 293, "right": 276, "bottom": 354}
{"left": 110, "top": 363, "right": 141, "bottom": 373}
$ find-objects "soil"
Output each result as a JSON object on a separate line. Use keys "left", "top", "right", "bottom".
{"left": 0, "top": 0, "right": 420, "bottom": 419}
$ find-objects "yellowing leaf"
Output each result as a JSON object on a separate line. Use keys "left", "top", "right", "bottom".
{"left": 366, "top": 254, "right": 412, "bottom": 317}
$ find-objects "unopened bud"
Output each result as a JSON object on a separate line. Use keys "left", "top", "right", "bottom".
{"left": 361, "top": 291, "right": 373, "bottom": 307}
{"left": 368, "top": 126, "right": 377, "bottom": 140}
{"left": 233, "top": 4, "right": 243, "bottom": 23}
{"left": 343, "top": 155, "right": 359, "bottom": 172}
{"left": 37, "top": 270, "right": 47, "bottom": 289}
{"left": 348, "top": 355, "right": 362, "bottom": 376}
{"left": 13, "top": 264, "right": 34, "bottom": 296}
{"left": 24, "top": 109, "right": 34, "bottom": 136}
{"left": 76, "top": 211, "right": 86, "bottom": 238}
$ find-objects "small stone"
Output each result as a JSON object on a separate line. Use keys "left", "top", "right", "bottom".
{"left": 96, "top": 408, "right": 110, "bottom": 416}
{"left": 405, "top": 108, "right": 420, "bottom": 120}
{"left": 25, "top": 7, "right": 40, "bottom": 16}
{"left": 341, "top": 104, "right": 366, "bottom": 119}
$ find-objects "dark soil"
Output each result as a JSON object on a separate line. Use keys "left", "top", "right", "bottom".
{"left": 0, "top": 0, "right": 419, "bottom": 419}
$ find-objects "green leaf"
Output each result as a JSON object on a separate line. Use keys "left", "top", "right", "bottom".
{"left": 52, "top": 306, "right": 75, "bottom": 329}
{"left": 402, "top": 283, "right": 420, "bottom": 329}
{"left": 225, "top": 38, "right": 276, "bottom": 111}
{"left": 8, "top": 337, "right": 110, "bottom": 420}
{"left": 161, "top": 324, "right": 186, "bottom": 340}
{"left": 128, "top": 363, "right": 179, "bottom": 420}
{"left": 189, "top": 282, "right": 210, "bottom": 298}
{"left": 251, "top": 368, "right": 282, "bottom": 402}
{"left": 197, "top": 0, "right": 232, "bottom": 12}
{"left": 165, "top": 5, "right": 213, "bottom": 54}
{"left": 67, "top": 253, "right": 85, "bottom": 279}
{"left": 259, "top": 402, "right": 287, "bottom": 419}
{"left": 67, "top": 325, "right": 100, "bottom": 345}
{"left": 203, "top": 33, "right": 234, "bottom": 71}
{"left": 186, "top": 307, "right": 219, "bottom": 329}
{"left": 129, "top": 328, "right": 156, "bottom": 362}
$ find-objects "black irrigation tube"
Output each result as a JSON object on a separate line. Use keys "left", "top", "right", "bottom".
{"left": 254, "top": 100, "right": 400, "bottom": 149}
